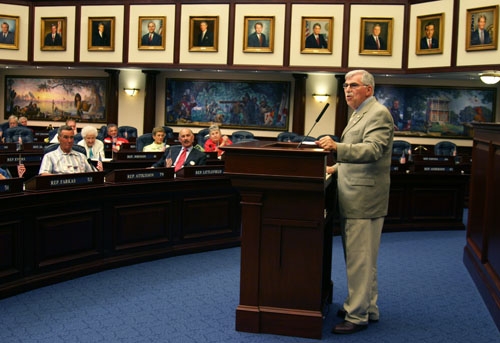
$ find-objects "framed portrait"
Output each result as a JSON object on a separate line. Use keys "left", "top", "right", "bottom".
{"left": 243, "top": 16, "right": 274, "bottom": 53}
{"left": 40, "top": 17, "right": 66, "bottom": 51}
{"left": 0, "top": 15, "right": 20, "bottom": 50}
{"left": 416, "top": 13, "right": 444, "bottom": 55}
{"left": 189, "top": 16, "right": 219, "bottom": 52}
{"left": 359, "top": 18, "right": 393, "bottom": 56}
{"left": 374, "top": 84, "right": 496, "bottom": 138}
{"left": 88, "top": 17, "right": 115, "bottom": 51}
{"left": 138, "top": 16, "right": 166, "bottom": 50}
{"left": 4, "top": 76, "right": 108, "bottom": 123}
{"left": 165, "top": 78, "right": 290, "bottom": 131}
{"left": 465, "top": 5, "right": 498, "bottom": 52}
{"left": 300, "top": 17, "right": 333, "bottom": 54}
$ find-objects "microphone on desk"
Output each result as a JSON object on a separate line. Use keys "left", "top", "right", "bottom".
{"left": 87, "top": 158, "right": 99, "bottom": 172}
{"left": 297, "top": 102, "right": 330, "bottom": 148}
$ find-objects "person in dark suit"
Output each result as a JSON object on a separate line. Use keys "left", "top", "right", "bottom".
{"left": 470, "top": 15, "right": 492, "bottom": 45}
{"left": 317, "top": 69, "right": 394, "bottom": 334}
{"left": 92, "top": 22, "right": 110, "bottom": 46}
{"left": 141, "top": 21, "right": 162, "bottom": 46}
{"left": 152, "top": 128, "right": 206, "bottom": 171}
{"left": 364, "top": 24, "right": 386, "bottom": 50}
{"left": 247, "top": 22, "right": 268, "bottom": 47}
{"left": 420, "top": 22, "right": 438, "bottom": 49}
{"left": 195, "top": 21, "right": 213, "bottom": 47}
{"left": 305, "top": 23, "right": 328, "bottom": 49}
{"left": 0, "top": 22, "right": 15, "bottom": 44}
{"left": 44, "top": 23, "right": 63, "bottom": 46}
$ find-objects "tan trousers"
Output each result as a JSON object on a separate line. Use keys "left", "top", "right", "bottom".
{"left": 341, "top": 217, "right": 384, "bottom": 325}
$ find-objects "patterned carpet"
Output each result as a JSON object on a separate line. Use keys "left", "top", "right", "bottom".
{"left": 1, "top": 229, "right": 499, "bottom": 342}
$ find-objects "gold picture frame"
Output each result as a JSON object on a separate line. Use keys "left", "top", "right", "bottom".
{"left": 138, "top": 16, "right": 166, "bottom": 50}
{"left": 0, "top": 15, "right": 20, "bottom": 50}
{"left": 243, "top": 16, "right": 274, "bottom": 53}
{"left": 88, "top": 17, "right": 115, "bottom": 51}
{"left": 189, "top": 16, "right": 218, "bottom": 52}
{"left": 466, "top": 5, "right": 498, "bottom": 52}
{"left": 416, "top": 13, "right": 444, "bottom": 55}
{"left": 359, "top": 17, "right": 393, "bottom": 56}
{"left": 300, "top": 17, "right": 333, "bottom": 54}
{"left": 41, "top": 17, "right": 66, "bottom": 51}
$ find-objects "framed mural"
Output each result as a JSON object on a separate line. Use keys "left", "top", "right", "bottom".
{"left": 465, "top": 5, "right": 498, "bottom": 52}
{"left": 189, "top": 16, "right": 218, "bottom": 52}
{"left": 40, "top": 17, "right": 66, "bottom": 51}
{"left": 0, "top": 14, "right": 20, "bottom": 50}
{"left": 165, "top": 79, "right": 290, "bottom": 131}
{"left": 374, "top": 84, "right": 496, "bottom": 138}
{"left": 416, "top": 13, "right": 444, "bottom": 55}
{"left": 243, "top": 16, "right": 274, "bottom": 53}
{"left": 359, "top": 17, "right": 393, "bottom": 55}
{"left": 4, "top": 76, "right": 107, "bottom": 123}
{"left": 138, "top": 16, "right": 165, "bottom": 50}
{"left": 88, "top": 17, "right": 115, "bottom": 51}
{"left": 301, "top": 17, "right": 333, "bottom": 54}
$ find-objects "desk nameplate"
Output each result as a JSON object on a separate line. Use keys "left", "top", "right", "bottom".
{"left": 0, "top": 153, "right": 44, "bottom": 165}
{"left": 177, "top": 165, "right": 224, "bottom": 178}
{"left": 105, "top": 168, "right": 174, "bottom": 183}
{"left": 113, "top": 152, "right": 162, "bottom": 161}
{"left": 24, "top": 172, "right": 105, "bottom": 191}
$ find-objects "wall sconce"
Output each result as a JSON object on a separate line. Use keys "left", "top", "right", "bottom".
{"left": 312, "top": 94, "right": 330, "bottom": 103}
{"left": 479, "top": 71, "right": 500, "bottom": 85}
{"left": 124, "top": 88, "right": 140, "bottom": 96}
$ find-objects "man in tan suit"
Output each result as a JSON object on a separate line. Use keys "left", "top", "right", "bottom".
{"left": 317, "top": 69, "right": 394, "bottom": 334}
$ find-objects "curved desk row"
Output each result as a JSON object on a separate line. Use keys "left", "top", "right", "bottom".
{"left": 0, "top": 170, "right": 240, "bottom": 299}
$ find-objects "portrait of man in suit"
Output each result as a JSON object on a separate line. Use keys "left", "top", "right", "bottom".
{"left": 88, "top": 18, "right": 114, "bottom": 51}
{"left": 247, "top": 22, "right": 268, "bottom": 48}
{"left": 141, "top": 20, "right": 163, "bottom": 47}
{"left": 466, "top": 6, "right": 497, "bottom": 52}
{"left": 305, "top": 23, "right": 328, "bottom": 49}
{"left": 360, "top": 19, "right": 392, "bottom": 55}
{"left": 243, "top": 17, "right": 274, "bottom": 52}
{"left": 41, "top": 19, "right": 65, "bottom": 51}
{"left": 420, "top": 22, "right": 439, "bottom": 49}
{"left": 364, "top": 23, "right": 387, "bottom": 50}
{"left": 195, "top": 20, "right": 213, "bottom": 47}
{"left": 470, "top": 15, "right": 492, "bottom": 46}
{"left": 0, "top": 19, "right": 17, "bottom": 48}
{"left": 189, "top": 17, "right": 218, "bottom": 51}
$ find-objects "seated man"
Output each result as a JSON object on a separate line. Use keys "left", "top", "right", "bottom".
{"left": 39, "top": 125, "right": 95, "bottom": 175}
{"left": 151, "top": 128, "right": 206, "bottom": 171}
{"left": 103, "top": 123, "right": 129, "bottom": 152}
{"left": 50, "top": 119, "right": 78, "bottom": 143}
{"left": 203, "top": 124, "right": 232, "bottom": 157}
{"left": 143, "top": 126, "right": 169, "bottom": 152}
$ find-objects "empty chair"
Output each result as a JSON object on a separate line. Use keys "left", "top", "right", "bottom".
{"left": 233, "top": 138, "right": 259, "bottom": 144}
{"left": 434, "top": 141, "right": 457, "bottom": 156}
{"left": 3, "top": 126, "right": 34, "bottom": 143}
{"left": 277, "top": 132, "right": 298, "bottom": 142}
{"left": 118, "top": 126, "right": 138, "bottom": 140}
{"left": 136, "top": 133, "right": 154, "bottom": 152}
{"left": 97, "top": 125, "right": 108, "bottom": 141}
{"left": 73, "top": 132, "right": 83, "bottom": 143}
{"left": 0, "top": 121, "right": 10, "bottom": 135}
{"left": 197, "top": 128, "right": 210, "bottom": 146}
{"left": 317, "top": 134, "right": 340, "bottom": 142}
{"left": 392, "top": 140, "right": 411, "bottom": 156}
{"left": 162, "top": 126, "right": 175, "bottom": 140}
{"left": 231, "top": 130, "right": 254, "bottom": 143}
{"left": 291, "top": 135, "right": 316, "bottom": 143}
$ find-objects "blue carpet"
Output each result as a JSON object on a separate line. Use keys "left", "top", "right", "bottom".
{"left": 0, "top": 230, "right": 498, "bottom": 342}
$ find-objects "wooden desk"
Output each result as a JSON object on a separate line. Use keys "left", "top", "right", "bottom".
{"left": 0, "top": 175, "right": 240, "bottom": 299}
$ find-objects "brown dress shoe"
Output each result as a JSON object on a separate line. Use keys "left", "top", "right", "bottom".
{"left": 337, "top": 308, "right": 379, "bottom": 323}
{"left": 332, "top": 321, "right": 368, "bottom": 334}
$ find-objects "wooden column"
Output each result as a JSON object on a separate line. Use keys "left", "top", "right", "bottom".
{"left": 334, "top": 75, "right": 347, "bottom": 138}
{"left": 142, "top": 70, "right": 160, "bottom": 134}
{"left": 292, "top": 74, "right": 307, "bottom": 135}
{"left": 105, "top": 69, "right": 120, "bottom": 125}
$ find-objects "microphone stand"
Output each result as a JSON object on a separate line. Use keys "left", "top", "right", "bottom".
{"left": 297, "top": 103, "right": 330, "bottom": 148}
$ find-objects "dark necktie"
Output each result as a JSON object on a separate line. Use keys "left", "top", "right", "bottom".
{"left": 175, "top": 148, "right": 187, "bottom": 172}
{"left": 316, "top": 36, "right": 320, "bottom": 46}
{"left": 375, "top": 36, "right": 380, "bottom": 49}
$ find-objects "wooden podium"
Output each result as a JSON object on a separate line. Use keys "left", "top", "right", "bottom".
{"left": 221, "top": 140, "right": 335, "bottom": 339}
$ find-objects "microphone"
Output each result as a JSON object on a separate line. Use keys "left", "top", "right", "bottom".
{"left": 87, "top": 158, "right": 99, "bottom": 172}
{"left": 297, "top": 103, "right": 330, "bottom": 148}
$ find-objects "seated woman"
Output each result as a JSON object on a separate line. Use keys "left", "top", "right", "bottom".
{"left": 78, "top": 126, "right": 104, "bottom": 160}
{"left": 143, "top": 127, "right": 169, "bottom": 152}
{"left": 203, "top": 124, "right": 232, "bottom": 157}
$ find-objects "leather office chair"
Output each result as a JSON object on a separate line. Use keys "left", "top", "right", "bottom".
{"left": 277, "top": 132, "right": 298, "bottom": 142}
{"left": 0, "top": 121, "right": 10, "bottom": 135}
{"left": 231, "top": 130, "right": 254, "bottom": 143}
{"left": 97, "top": 125, "right": 108, "bottom": 141}
{"left": 118, "top": 126, "right": 138, "bottom": 140}
{"left": 392, "top": 140, "right": 412, "bottom": 155}
{"left": 3, "top": 126, "right": 34, "bottom": 143}
{"left": 44, "top": 143, "right": 87, "bottom": 155}
{"left": 74, "top": 132, "right": 83, "bottom": 143}
{"left": 317, "top": 134, "right": 340, "bottom": 142}
{"left": 162, "top": 126, "right": 175, "bottom": 140}
{"left": 233, "top": 138, "right": 259, "bottom": 144}
{"left": 197, "top": 128, "right": 210, "bottom": 146}
{"left": 136, "top": 133, "right": 154, "bottom": 152}
{"left": 434, "top": 141, "right": 457, "bottom": 156}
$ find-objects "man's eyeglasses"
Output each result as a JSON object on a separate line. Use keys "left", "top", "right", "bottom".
{"left": 342, "top": 83, "right": 368, "bottom": 89}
